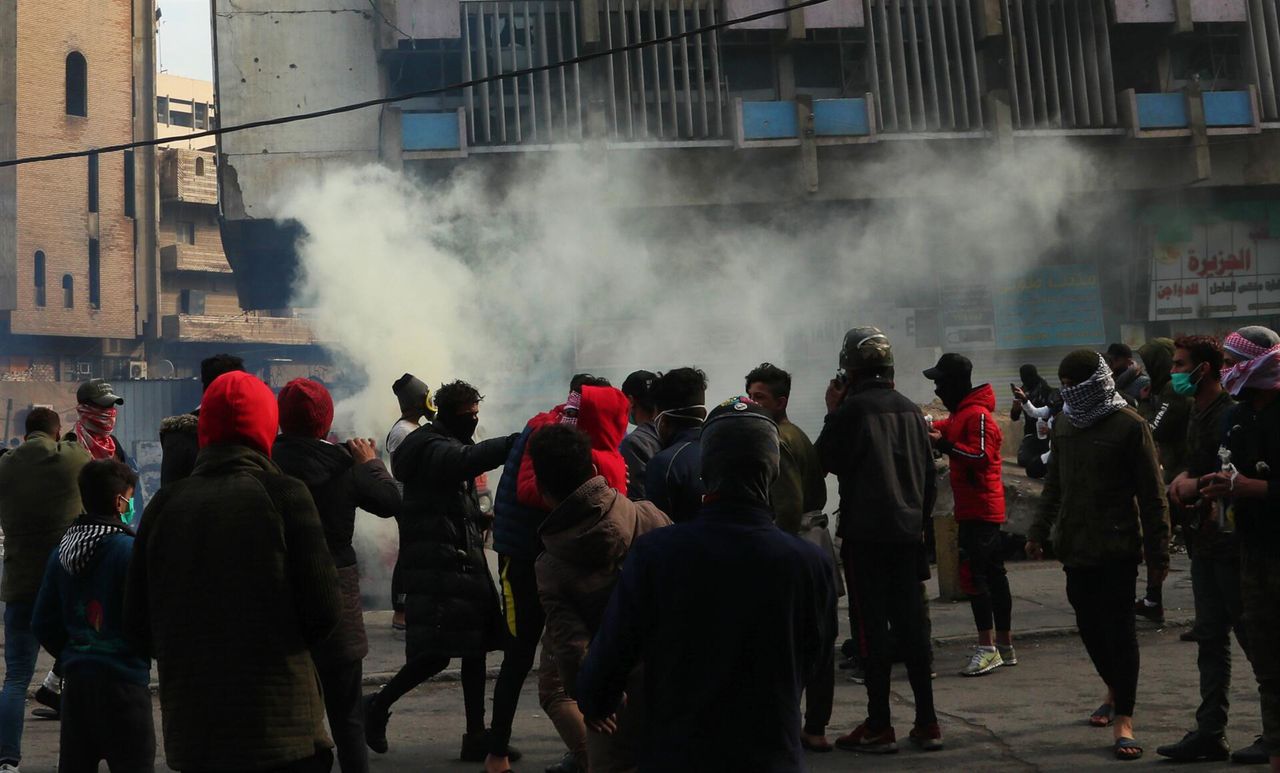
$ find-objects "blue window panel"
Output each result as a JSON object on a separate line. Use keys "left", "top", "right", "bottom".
{"left": 814, "top": 98, "right": 870, "bottom": 136}
{"left": 1204, "top": 90, "right": 1254, "bottom": 127}
{"left": 403, "top": 112, "right": 461, "bottom": 151}
{"left": 1136, "top": 93, "right": 1189, "bottom": 129}
{"left": 742, "top": 101, "right": 798, "bottom": 140}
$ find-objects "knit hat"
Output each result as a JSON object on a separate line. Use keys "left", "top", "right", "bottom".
{"left": 700, "top": 396, "right": 779, "bottom": 506}
{"left": 198, "top": 371, "right": 279, "bottom": 457}
{"left": 393, "top": 373, "right": 434, "bottom": 417}
{"left": 278, "top": 378, "right": 334, "bottom": 439}
{"left": 1059, "top": 349, "right": 1104, "bottom": 384}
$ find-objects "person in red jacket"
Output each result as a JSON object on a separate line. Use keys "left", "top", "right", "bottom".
{"left": 924, "top": 353, "right": 1014, "bottom": 677}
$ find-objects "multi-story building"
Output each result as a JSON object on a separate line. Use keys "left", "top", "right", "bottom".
{"left": 157, "top": 73, "right": 217, "bottom": 150}
{"left": 212, "top": 0, "right": 1280, "bottom": 404}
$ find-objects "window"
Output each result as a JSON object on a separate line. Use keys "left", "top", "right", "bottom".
{"left": 123, "top": 150, "right": 135, "bottom": 218}
{"left": 168, "top": 109, "right": 193, "bottom": 128}
{"left": 65, "top": 52, "right": 87, "bottom": 116}
{"left": 195, "top": 157, "right": 205, "bottom": 176}
{"left": 33, "top": 251, "right": 46, "bottom": 308}
{"left": 194, "top": 102, "right": 208, "bottom": 130}
{"left": 88, "top": 240, "right": 100, "bottom": 309}
{"left": 62, "top": 275, "right": 73, "bottom": 309}
{"left": 87, "top": 152, "right": 98, "bottom": 213}
{"left": 177, "top": 221, "right": 195, "bottom": 245}
{"left": 156, "top": 96, "right": 169, "bottom": 124}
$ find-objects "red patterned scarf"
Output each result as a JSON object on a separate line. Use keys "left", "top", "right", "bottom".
{"left": 74, "top": 404, "right": 118, "bottom": 460}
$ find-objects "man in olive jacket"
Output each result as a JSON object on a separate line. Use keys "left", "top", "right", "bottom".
{"left": 1027, "top": 350, "right": 1170, "bottom": 762}
{"left": 125, "top": 371, "right": 341, "bottom": 772}
{"left": 0, "top": 408, "right": 90, "bottom": 768}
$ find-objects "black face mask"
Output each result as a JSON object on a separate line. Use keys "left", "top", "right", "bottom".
{"left": 439, "top": 413, "right": 479, "bottom": 441}
{"left": 935, "top": 381, "right": 970, "bottom": 412}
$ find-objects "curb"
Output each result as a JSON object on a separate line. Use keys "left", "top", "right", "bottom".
{"left": 931, "top": 616, "right": 1193, "bottom": 648}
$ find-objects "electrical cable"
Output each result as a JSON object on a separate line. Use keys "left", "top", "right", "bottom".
{"left": 0, "top": 0, "right": 832, "bottom": 168}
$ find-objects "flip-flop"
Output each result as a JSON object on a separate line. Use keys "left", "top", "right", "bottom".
{"left": 801, "top": 736, "right": 834, "bottom": 753}
{"left": 1089, "top": 704, "right": 1114, "bottom": 727}
{"left": 1113, "top": 737, "right": 1143, "bottom": 761}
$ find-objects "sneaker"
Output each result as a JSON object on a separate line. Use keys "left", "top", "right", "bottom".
{"left": 960, "top": 646, "right": 1004, "bottom": 676}
{"left": 835, "top": 723, "right": 898, "bottom": 754}
{"left": 391, "top": 610, "right": 406, "bottom": 631}
{"left": 909, "top": 723, "right": 944, "bottom": 751}
{"left": 1135, "top": 599, "right": 1165, "bottom": 624}
{"left": 1155, "top": 729, "right": 1229, "bottom": 762}
{"left": 1230, "top": 735, "right": 1270, "bottom": 764}
{"left": 34, "top": 685, "right": 60, "bottom": 716}
{"left": 1180, "top": 629, "right": 1201, "bottom": 642}
{"left": 363, "top": 694, "right": 390, "bottom": 754}
{"left": 997, "top": 644, "right": 1018, "bottom": 666}
{"left": 846, "top": 663, "right": 866, "bottom": 685}
{"left": 0, "top": 763, "right": 20, "bottom": 773}
{"left": 545, "top": 751, "right": 584, "bottom": 773}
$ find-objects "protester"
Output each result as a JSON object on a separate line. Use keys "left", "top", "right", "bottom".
{"left": 743, "top": 363, "right": 834, "bottom": 751}
{"left": 32, "top": 459, "right": 153, "bottom": 772}
{"left": 124, "top": 370, "right": 341, "bottom": 772}
{"left": 0, "top": 408, "right": 90, "bottom": 769}
{"left": 816, "top": 327, "right": 941, "bottom": 753}
{"left": 69, "top": 379, "right": 142, "bottom": 525}
{"left": 386, "top": 372, "right": 434, "bottom": 633}
{"left": 366, "top": 381, "right": 518, "bottom": 766}
{"left": 924, "top": 353, "right": 1014, "bottom": 676}
{"left": 618, "top": 370, "right": 661, "bottom": 499}
{"left": 530, "top": 425, "right": 671, "bottom": 772}
{"left": 1027, "top": 350, "right": 1169, "bottom": 761}
{"left": 159, "top": 353, "right": 246, "bottom": 486}
{"left": 1157, "top": 335, "right": 1268, "bottom": 764}
{"left": 1199, "top": 326, "right": 1280, "bottom": 772}
{"left": 490, "top": 375, "right": 616, "bottom": 773}
{"left": 1010, "top": 364, "right": 1057, "bottom": 469}
{"left": 273, "top": 378, "right": 402, "bottom": 773}
{"left": 577, "top": 396, "right": 837, "bottom": 772}
{"left": 1105, "top": 343, "right": 1151, "bottom": 406}
{"left": 644, "top": 368, "right": 708, "bottom": 523}
{"left": 1135, "top": 338, "right": 1193, "bottom": 624}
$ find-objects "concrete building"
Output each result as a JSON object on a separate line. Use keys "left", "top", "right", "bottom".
{"left": 157, "top": 73, "right": 217, "bottom": 150}
{"left": 211, "top": 0, "right": 1280, "bottom": 398}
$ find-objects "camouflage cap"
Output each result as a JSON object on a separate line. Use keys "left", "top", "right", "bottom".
{"left": 839, "top": 326, "right": 893, "bottom": 372}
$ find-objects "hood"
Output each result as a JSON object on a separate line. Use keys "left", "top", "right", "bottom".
{"left": 198, "top": 371, "right": 279, "bottom": 457}
{"left": 539, "top": 477, "right": 634, "bottom": 568}
{"left": 58, "top": 514, "right": 131, "bottom": 577}
{"left": 957, "top": 383, "right": 997, "bottom": 413}
{"left": 577, "top": 385, "right": 630, "bottom": 452}
{"left": 700, "top": 397, "right": 778, "bottom": 506}
{"left": 272, "top": 435, "right": 352, "bottom": 487}
{"left": 160, "top": 413, "right": 199, "bottom": 438}
{"left": 1138, "top": 338, "right": 1174, "bottom": 390}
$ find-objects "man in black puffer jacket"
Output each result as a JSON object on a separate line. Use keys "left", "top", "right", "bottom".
{"left": 273, "top": 378, "right": 401, "bottom": 773}
{"left": 365, "top": 381, "right": 518, "bottom": 763}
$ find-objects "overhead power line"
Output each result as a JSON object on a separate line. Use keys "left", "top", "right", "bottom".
{"left": 0, "top": 0, "right": 832, "bottom": 169}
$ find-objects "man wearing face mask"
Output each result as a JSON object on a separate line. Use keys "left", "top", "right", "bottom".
{"left": 923, "top": 354, "right": 1013, "bottom": 678}
{"left": 1157, "top": 335, "right": 1268, "bottom": 764}
{"left": 69, "top": 380, "right": 141, "bottom": 525}
{"left": 1199, "top": 326, "right": 1280, "bottom": 772}
{"left": 644, "top": 368, "right": 708, "bottom": 523}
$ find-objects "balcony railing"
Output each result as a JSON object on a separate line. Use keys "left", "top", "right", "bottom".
{"left": 161, "top": 314, "right": 318, "bottom": 346}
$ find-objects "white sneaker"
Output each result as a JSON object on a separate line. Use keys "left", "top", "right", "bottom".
{"left": 1, "top": 762, "right": 23, "bottom": 772}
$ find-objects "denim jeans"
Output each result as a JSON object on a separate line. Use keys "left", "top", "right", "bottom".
{"left": 0, "top": 602, "right": 40, "bottom": 764}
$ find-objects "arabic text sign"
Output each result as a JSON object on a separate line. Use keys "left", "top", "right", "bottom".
{"left": 1150, "top": 222, "right": 1280, "bottom": 320}
{"left": 993, "top": 266, "right": 1105, "bottom": 349}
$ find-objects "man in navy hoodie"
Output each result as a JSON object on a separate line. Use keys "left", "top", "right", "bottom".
{"left": 33, "top": 459, "right": 154, "bottom": 772}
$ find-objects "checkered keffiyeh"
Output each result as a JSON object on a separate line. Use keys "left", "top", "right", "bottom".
{"left": 1059, "top": 355, "right": 1129, "bottom": 428}
{"left": 1221, "top": 332, "right": 1280, "bottom": 395}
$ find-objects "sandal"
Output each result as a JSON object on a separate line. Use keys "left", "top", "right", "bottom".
{"left": 1113, "top": 737, "right": 1143, "bottom": 761}
{"left": 1089, "top": 704, "right": 1114, "bottom": 727}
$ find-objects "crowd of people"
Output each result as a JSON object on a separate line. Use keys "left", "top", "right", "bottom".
{"left": 0, "top": 322, "right": 1277, "bottom": 772}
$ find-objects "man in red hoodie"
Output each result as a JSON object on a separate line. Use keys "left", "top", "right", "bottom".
{"left": 925, "top": 353, "right": 1014, "bottom": 677}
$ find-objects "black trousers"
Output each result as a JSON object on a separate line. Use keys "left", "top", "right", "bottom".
{"left": 59, "top": 670, "right": 155, "bottom": 773}
{"left": 1064, "top": 563, "right": 1140, "bottom": 717}
{"left": 379, "top": 654, "right": 487, "bottom": 735}
{"left": 1240, "top": 545, "right": 1280, "bottom": 756}
{"left": 490, "top": 554, "right": 545, "bottom": 755}
{"left": 199, "top": 751, "right": 333, "bottom": 773}
{"left": 843, "top": 539, "right": 937, "bottom": 732}
{"left": 1191, "top": 552, "right": 1250, "bottom": 735}
{"left": 803, "top": 644, "right": 835, "bottom": 736}
{"left": 319, "top": 659, "right": 367, "bottom": 773}
{"left": 958, "top": 520, "right": 1013, "bottom": 633}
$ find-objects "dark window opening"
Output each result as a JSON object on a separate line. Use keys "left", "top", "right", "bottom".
{"left": 387, "top": 39, "right": 465, "bottom": 106}
{"left": 721, "top": 31, "right": 776, "bottom": 98}
{"left": 33, "top": 251, "right": 46, "bottom": 308}
{"left": 87, "top": 152, "right": 99, "bottom": 213}
{"left": 178, "top": 221, "right": 196, "bottom": 245}
{"left": 62, "top": 274, "right": 74, "bottom": 309}
{"left": 123, "top": 150, "right": 135, "bottom": 218}
{"left": 168, "top": 110, "right": 193, "bottom": 128}
{"left": 88, "top": 240, "right": 100, "bottom": 309}
{"left": 195, "top": 157, "right": 205, "bottom": 176}
{"left": 156, "top": 96, "right": 169, "bottom": 123}
{"left": 795, "top": 29, "right": 869, "bottom": 97}
{"left": 65, "top": 52, "right": 87, "bottom": 116}
{"left": 194, "top": 102, "right": 208, "bottom": 129}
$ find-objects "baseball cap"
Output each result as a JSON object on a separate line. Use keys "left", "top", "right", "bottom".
{"left": 77, "top": 379, "right": 124, "bottom": 408}
{"left": 923, "top": 353, "right": 973, "bottom": 382}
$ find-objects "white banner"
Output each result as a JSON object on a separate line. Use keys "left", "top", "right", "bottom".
{"left": 1149, "top": 221, "right": 1280, "bottom": 320}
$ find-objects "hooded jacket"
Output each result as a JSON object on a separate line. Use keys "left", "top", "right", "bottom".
{"left": 159, "top": 411, "right": 199, "bottom": 486}
{"left": 931, "top": 384, "right": 1006, "bottom": 523}
{"left": 516, "top": 386, "right": 630, "bottom": 508}
{"left": 1137, "top": 339, "right": 1192, "bottom": 483}
{"left": 124, "top": 372, "right": 341, "bottom": 771}
{"left": 33, "top": 514, "right": 148, "bottom": 685}
{"left": 273, "top": 435, "right": 402, "bottom": 667}
{"left": 0, "top": 431, "right": 91, "bottom": 603}
{"left": 391, "top": 422, "right": 516, "bottom": 659}
{"left": 492, "top": 406, "right": 563, "bottom": 559}
{"left": 536, "top": 476, "right": 670, "bottom": 695}
{"left": 644, "top": 427, "right": 705, "bottom": 523}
